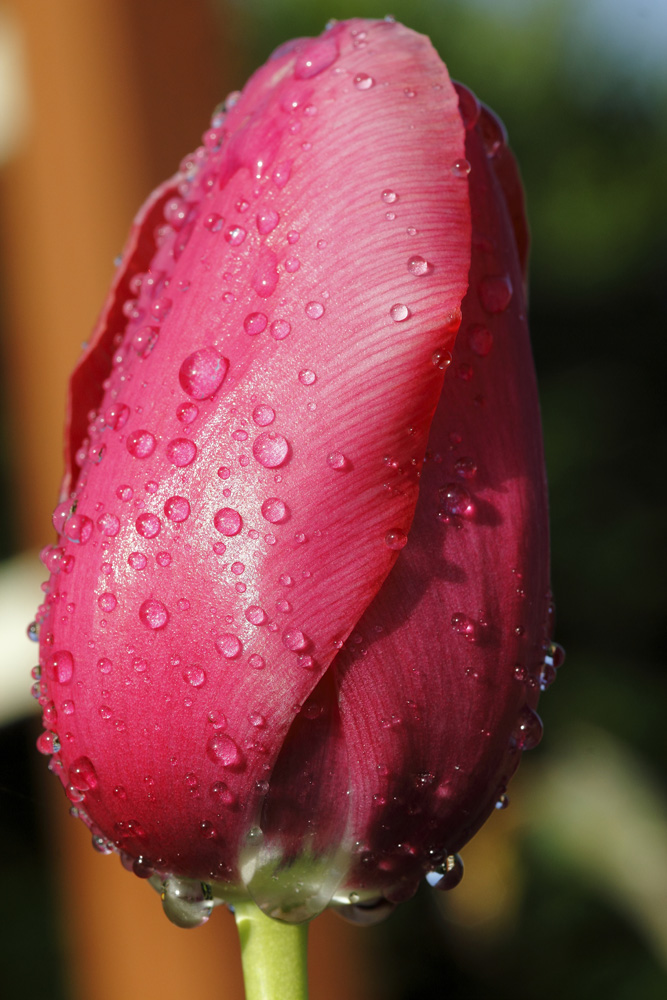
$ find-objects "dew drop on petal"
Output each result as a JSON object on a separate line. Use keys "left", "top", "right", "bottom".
{"left": 69, "top": 756, "right": 99, "bottom": 791}
{"left": 282, "top": 628, "right": 308, "bottom": 651}
{"left": 261, "top": 497, "right": 289, "bottom": 524}
{"left": 64, "top": 514, "right": 94, "bottom": 545}
{"left": 135, "top": 513, "right": 161, "bottom": 539}
{"left": 354, "top": 73, "right": 374, "bottom": 90}
{"left": 385, "top": 529, "right": 407, "bottom": 550}
{"left": 97, "top": 593, "right": 117, "bottom": 613}
{"left": 206, "top": 733, "right": 243, "bottom": 767}
{"left": 432, "top": 349, "right": 452, "bottom": 370}
{"left": 270, "top": 319, "right": 291, "bottom": 340}
{"left": 381, "top": 189, "right": 398, "bottom": 204}
{"left": 245, "top": 605, "right": 267, "bottom": 626}
{"left": 407, "top": 255, "right": 433, "bottom": 276}
{"left": 439, "top": 483, "right": 474, "bottom": 517}
{"left": 257, "top": 209, "right": 280, "bottom": 235}
{"left": 126, "top": 430, "right": 157, "bottom": 459}
{"left": 451, "top": 158, "right": 471, "bottom": 177}
{"left": 305, "top": 301, "right": 324, "bottom": 320}
{"left": 139, "top": 599, "right": 169, "bottom": 630}
{"left": 166, "top": 438, "right": 197, "bottom": 467}
{"left": 252, "top": 404, "right": 275, "bottom": 427}
{"left": 327, "top": 451, "right": 349, "bottom": 471}
{"left": 179, "top": 348, "right": 229, "bottom": 399}
{"left": 294, "top": 37, "right": 339, "bottom": 79}
{"left": 390, "top": 303, "right": 410, "bottom": 322}
{"left": 479, "top": 275, "right": 513, "bottom": 313}
{"left": 298, "top": 369, "right": 317, "bottom": 385}
{"left": 183, "top": 665, "right": 206, "bottom": 688}
{"left": 243, "top": 312, "right": 268, "bottom": 336}
{"left": 215, "top": 633, "right": 242, "bottom": 659}
{"left": 512, "top": 706, "right": 543, "bottom": 750}
{"left": 248, "top": 653, "right": 265, "bottom": 670}
{"left": 164, "top": 496, "right": 191, "bottom": 523}
{"left": 214, "top": 508, "right": 243, "bottom": 536}
{"left": 252, "top": 431, "right": 289, "bottom": 468}
{"left": 128, "top": 552, "right": 147, "bottom": 570}
{"left": 46, "top": 650, "right": 74, "bottom": 683}
{"left": 97, "top": 513, "right": 120, "bottom": 537}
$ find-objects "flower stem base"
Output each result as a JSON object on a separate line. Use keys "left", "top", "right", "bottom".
{"left": 234, "top": 900, "right": 309, "bottom": 1000}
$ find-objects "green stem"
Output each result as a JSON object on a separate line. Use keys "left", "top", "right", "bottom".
{"left": 234, "top": 900, "right": 309, "bottom": 1000}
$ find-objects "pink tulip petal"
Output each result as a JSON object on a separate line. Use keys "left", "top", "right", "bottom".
{"left": 39, "top": 19, "right": 472, "bottom": 881}
{"left": 330, "top": 101, "right": 550, "bottom": 897}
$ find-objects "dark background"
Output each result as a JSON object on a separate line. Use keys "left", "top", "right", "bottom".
{"left": 1, "top": 1, "right": 665, "bottom": 997}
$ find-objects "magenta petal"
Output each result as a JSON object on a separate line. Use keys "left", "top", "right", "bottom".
{"left": 334, "top": 101, "right": 550, "bottom": 897}
{"left": 37, "top": 19, "right": 472, "bottom": 884}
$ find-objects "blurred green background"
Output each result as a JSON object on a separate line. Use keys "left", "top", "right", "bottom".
{"left": 1, "top": 0, "right": 665, "bottom": 998}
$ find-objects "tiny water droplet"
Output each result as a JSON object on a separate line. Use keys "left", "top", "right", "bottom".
{"left": 139, "top": 599, "right": 169, "bottom": 630}
{"left": 261, "top": 497, "right": 289, "bottom": 524}
{"left": 385, "top": 529, "right": 407, "bottom": 551}
{"left": 214, "top": 508, "right": 243, "bottom": 536}
{"left": 166, "top": 438, "right": 197, "bottom": 467}
{"left": 126, "top": 430, "right": 157, "bottom": 459}
{"left": 215, "top": 633, "right": 242, "bottom": 658}
{"left": 407, "top": 255, "right": 433, "bottom": 276}
{"left": 451, "top": 158, "right": 471, "bottom": 177}
{"left": 253, "top": 432, "right": 289, "bottom": 468}
{"left": 390, "top": 303, "right": 410, "bottom": 322}
{"left": 354, "top": 73, "right": 374, "bottom": 90}
{"left": 305, "top": 301, "right": 324, "bottom": 320}
{"left": 244, "top": 312, "right": 268, "bottom": 336}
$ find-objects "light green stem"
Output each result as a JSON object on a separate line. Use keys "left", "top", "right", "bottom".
{"left": 234, "top": 900, "right": 309, "bottom": 1000}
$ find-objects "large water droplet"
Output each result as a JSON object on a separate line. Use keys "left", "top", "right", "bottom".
{"left": 253, "top": 432, "right": 289, "bottom": 468}
{"left": 139, "top": 599, "right": 169, "bottom": 630}
{"left": 354, "top": 72, "right": 374, "bottom": 90}
{"left": 305, "top": 301, "right": 324, "bottom": 320}
{"left": 512, "top": 706, "right": 543, "bottom": 750}
{"left": 215, "top": 633, "right": 242, "bottom": 658}
{"left": 244, "top": 312, "right": 268, "bottom": 335}
{"left": 390, "top": 303, "right": 410, "bottom": 322}
{"left": 126, "top": 430, "right": 157, "bottom": 459}
{"left": 245, "top": 605, "right": 267, "bottom": 626}
{"left": 214, "top": 507, "right": 243, "bottom": 536}
{"left": 164, "top": 496, "right": 190, "bottom": 523}
{"left": 161, "top": 877, "right": 214, "bottom": 929}
{"left": 166, "top": 438, "right": 197, "bottom": 467}
{"left": 46, "top": 650, "right": 74, "bottom": 683}
{"left": 135, "top": 513, "right": 161, "bottom": 539}
{"left": 64, "top": 514, "right": 93, "bottom": 545}
{"left": 69, "top": 756, "right": 99, "bottom": 792}
{"left": 257, "top": 208, "right": 280, "bottom": 235}
{"left": 385, "top": 529, "right": 407, "bottom": 550}
{"left": 178, "top": 348, "right": 229, "bottom": 399}
{"left": 261, "top": 497, "right": 289, "bottom": 523}
{"left": 270, "top": 319, "right": 291, "bottom": 340}
{"left": 407, "top": 255, "right": 433, "bottom": 276}
{"left": 294, "top": 37, "right": 339, "bottom": 79}
{"left": 206, "top": 732, "right": 243, "bottom": 767}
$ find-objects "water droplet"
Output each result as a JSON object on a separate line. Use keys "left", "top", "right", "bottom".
{"left": 98, "top": 657, "right": 112, "bottom": 674}
{"left": 298, "top": 369, "right": 317, "bottom": 385}
{"left": 135, "top": 513, "right": 161, "bottom": 539}
{"left": 206, "top": 732, "right": 243, "bottom": 767}
{"left": 161, "top": 877, "right": 214, "bottom": 929}
{"left": 132, "top": 325, "right": 159, "bottom": 358}
{"left": 128, "top": 551, "right": 147, "bottom": 570}
{"left": 294, "top": 37, "right": 339, "bottom": 79}
{"left": 215, "top": 633, "right": 242, "bottom": 659}
{"left": 327, "top": 451, "right": 349, "bottom": 471}
{"left": 426, "top": 854, "right": 464, "bottom": 891}
{"left": 390, "top": 303, "right": 410, "bottom": 322}
{"left": 46, "top": 650, "right": 74, "bottom": 683}
{"left": 257, "top": 208, "right": 280, "bottom": 235}
{"left": 116, "top": 485, "right": 133, "bottom": 502}
{"left": 245, "top": 605, "right": 267, "bottom": 626}
{"left": 225, "top": 225, "right": 246, "bottom": 246}
{"left": 407, "top": 255, "right": 433, "bottom": 276}
{"left": 203, "top": 212, "right": 223, "bottom": 232}
{"left": 439, "top": 483, "right": 474, "bottom": 519}
{"left": 261, "top": 497, "right": 289, "bottom": 523}
{"left": 166, "top": 438, "right": 197, "bottom": 467}
{"left": 512, "top": 706, "right": 543, "bottom": 750}
{"left": 450, "top": 612, "right": 476, "bottom": 640}
{"left": 253, "top": 431, "right": 289, "bottom": 468}
{"left": 354, "top": 73, "right": 374, "bottom": 90}
{"left": 97, "top": 592, "right": 117, "bottom": 613}
{"left": 381, "top": 190, "right": 398, "bottom": 204}
{"left": 252, "top": 404, "right": 275, "bottom": 427}
{"left": 179, "top": 348, "right": 229, "bottom": 399}
{"left": 210, "top": 780, "right": 236, "bottom": 805}
{"left": 305, "top": 301, "right": 324, "bottom": 320}
{"left": 385, "top": 529, "right": 407, "bottom": 550}
{"left": 282, "top": 628, "right": 308, "bottom": 651}
{"left": 495, "top": 792, "right": 510, "bottom": 810}
{"left": 126, "top": 430, "right": 157, "bottom": 459}
{"left": 214, "top": 507, "right": 243, "bottom": 536}
{"left": 139, "top": 599, "right": 169, "bottom": 630}
{"left": 105, "top": 402, "right": 130, "bottom": 430}
{"left": 479, "top": 275, "right": 513, "bottom": 313}
{"left": 164, "top": 496, "right": 190, "bottom": 523}
{"left": 69, "top": 756, "right": 99, "bottom": 792}
{"left": 97, "top": 513, "right": 120, "bottom": 537}
{"left": 431, "top": 348, "right": 452, "bottom": 370}
{"left": 64, "top": 514, "right": 93, "bottom": 545}
{"left": 270, "top": 319, "right": 291, "bottom": 340}
{"left": 183, "top": 665, "right": 206, "bottom": 688}
{"left": 468, "top": 323, "right": 494, "bottom": 356}
{"left": 156, "top": 551, "right": 171, "bottom": 567}
{"left": 451, "top": 158, "right": 471, "bottom": 177}
{"left": 248, "top": 653, "right": 265, "bottom": 669}
{"left": 244, "top": 312, "right": 268, "bottom": 335}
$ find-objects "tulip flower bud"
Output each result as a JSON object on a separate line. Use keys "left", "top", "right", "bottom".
{"left": 32, "top": 17, "right": 561, "bottom": 928}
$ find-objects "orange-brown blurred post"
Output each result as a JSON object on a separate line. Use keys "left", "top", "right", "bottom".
{"left": 0, "top": 2, "right": 373, "bottom": 997}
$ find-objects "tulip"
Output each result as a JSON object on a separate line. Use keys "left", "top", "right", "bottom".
{"left": 32, "top": 15, "right": 559, "bottom": 997}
